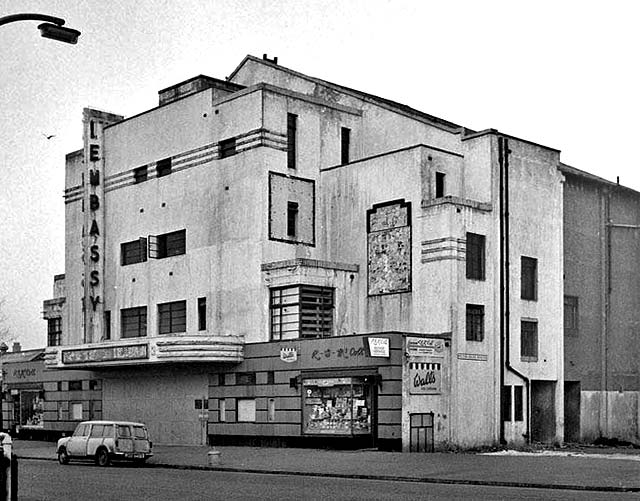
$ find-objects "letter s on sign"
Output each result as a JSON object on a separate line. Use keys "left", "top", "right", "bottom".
{"left": 90, "top": 270, "right": 100, "bottom": 286}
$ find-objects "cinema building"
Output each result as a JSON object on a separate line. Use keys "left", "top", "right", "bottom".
{"left": 44, "top": 55, "right": 565, "bottom": 449}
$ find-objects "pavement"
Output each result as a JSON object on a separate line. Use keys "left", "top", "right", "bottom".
{"left": 13, "top": 440, "right": 640, "bottom": 493}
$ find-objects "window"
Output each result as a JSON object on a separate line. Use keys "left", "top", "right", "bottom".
{"left": 121, "top": 238, "right": 147, "bottom": 265}
{"left": 104, "top": 310, "right": 111, "bottom": 340}
{"left": 465, "top": 304, "right": 484, "bottom": 341}
{"left": 134, "top": 166, "right": 148, "bottom": 183}
{"left": 218, "top": 137, "right": 236, "bottom": 159}
{"left": 218, "top": 373, "right": 226, "bottom": 386}
{"left": 564, "top": 295, "right": 578, "bottom": 336}
{"left": 90, "top": 424, "right": 105, "bottom": 438}
{"left": 466, "top": 233, "right": 485, "bottom": 280}
{"left": 89, "top": 380, "right": 101, "bottom": 391}
{"left": 236, "top": 372, "right": 256, "bottom": 385}
{"left": 69, "top": 380, "right": 83, "bottom": 391}
{"left": 270, "top": 285, "right": 334, "bottom": 340}
{"left": 521, "top": 320, "right": 538, "bottom": 361}
{"left": 286, "top": 201, "right": 298, "bottom": 237}
{"left": 514, "top": 385, "right": 524, "bottom": 421}
{"left": 198, "top": 297, "right": 206, "bottom": 331}
{"left": 47, "top": 317, "right": 62, "bottom": 347}
{"left": 57, "top": 381, "right": 64, "bottom": 391}
{"left": 121, "top": 306, "right": 147, "bottom": 338}
{"left": 501, "top": 386, "right": 511, "bottom": 422}
{"left": 73, "top": 423, "right": 89, "bottom": 436}
{"left": 521, "top": 256, "right": 538, "bottom": 300}
{"left": 158, "top": 300, "right": 187, "bottom": 334}
{"left": 237, "top": 399, "right": 256, "bottom": 422}
{"left": 341, "top": 127, "right": 350, "bottom": 164}
{"left": 266, "top": 371, "right": 275, "bottom": 385}
{"left": 287, "top": 113, "right": 297, "bottom": 169}
{"left": 149, "top": 230, "right": 186, "bottom": 259}
{"left": 156, "top": 157, "right": 172, "bottom": 177}
{"left": 71, "top": 403, "right": 83, "bottom": 421}
{"left": 219, "top": 399, "right": 227, "bottom": 422}
{"left": 117, "top": 425, "right": 131, "bottom": 437}
{"left": 435, "top": 172, "right": 445, "bottom": 198}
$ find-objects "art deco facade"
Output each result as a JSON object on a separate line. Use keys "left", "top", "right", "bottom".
{"left": 42, "top": 55, "right": 567, "bottom": 449}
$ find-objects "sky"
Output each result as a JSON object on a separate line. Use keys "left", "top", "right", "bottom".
{"left": 0, "top": 0, "right": 639, "bottom": 349}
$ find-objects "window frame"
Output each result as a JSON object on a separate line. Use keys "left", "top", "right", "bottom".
{"left": 134, "top": 165, "right": 148, "bottom": 183}
{"left": 435, "top": 172, "right": 445, "bottom": 198}
{"left": 465, "top": 304, "right": 485, "bottom": 342}
{"left": 466, "top": 233, "right": 486, "bottom": 280}
{"left": 120, "top": 237, "right": 148, "bottom": 266}
{"left": 47, "top": 317, "right": 62, "bottom": 347}
{"left": 564, "top": 295, "right": 579, "bottom": 336}
{"left": 158, "top": 300, "right": 187, "bottom": 335}
{"left": 198, "top": 297, "right": 207, "bottom": 331}
{"left": 286, "top": 201, "right": 299, "bottom": 238}
{"left": 121, "top": 306, "right": 147, "bottom": 338}
{"left": 156, "top": 157, "right": 172, "bottom": 177}
{"left": 237, "top": 398, "right": 257, "bottom": 423}
{"left": 270, "top": 285, "right": 334, "bottom": 340}
{"left": 149, "top": 230, "right": 186, "bottom": 259}
{"left": 218, "top": 137, "right": 237, "bottom": 159}
{"left": 520, "top": 319, "right": 539, "bottom": 362}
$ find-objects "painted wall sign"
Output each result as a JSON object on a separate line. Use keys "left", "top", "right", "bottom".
{"left": 280, "top": 346, "right": 298, "bottom": 363}
{"left": 367, "top": 337, "right": 390, "bottom": 357}
{"left": 409, "top": 361, "right": 442, "bottom": 394}
{"left": 456, "top": 353, "right": 488, "bottom": 362}
{"left": 4, "top": 362, "right": 44, "bottom": 385}
{"left": 62, "top": 344, "right": 148, "bottom": 364}
{"left": 406, "top": 337, "right": 445, "bottom": 357}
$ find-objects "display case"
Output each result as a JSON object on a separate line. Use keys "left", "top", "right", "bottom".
{"left": 303, "top": 377, "right": 372, "bottom": 435}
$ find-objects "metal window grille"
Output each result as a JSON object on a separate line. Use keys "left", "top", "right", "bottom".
{"left": 270, "top": 285, "right": 333, "bottom": 340}
{"left": 47, "top": 317, "right": 62, "bottom": 346}
{"left": 521, "top": 256, "right": 538, "bottom": 300}
{"left": 149, "top": 229, "right": 185, "bottom": 259}
{"left": 521, "top": 320, "right": 538, "bottom": 360}
{"left": 466, "top": 233, "right": 485, "bottom": 280}
{"left": 121, "top": 237, "right": 148, "bottom": 265}
{"left": 158, "top": 300, "right": 187, "bottom": 335}
{"left": 465, "top": 304, "right": 484, "bottom": 341}
{"left": 218, "top": 137, "right": 237, "bottom": 158}
{"left": 121, "top": 306, "right": 147, "bottom": 338}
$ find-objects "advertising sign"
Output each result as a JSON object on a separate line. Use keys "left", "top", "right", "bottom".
{"left": 409, "top": 361, "right": 442, "bottom": 394}
{"left": 406, "top": 337, "right": 445, "bottom": 357}
{"left": 367, "top": 337, "right": 390, "bottom": 358}
{"left": 62, "top": 344, "right": 148, "bottom": 364}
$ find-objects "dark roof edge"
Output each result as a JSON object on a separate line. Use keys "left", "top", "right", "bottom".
{"left": 559, "top": 163, "right": 640, "bottom": 195}
{"left": 462, "top": 128, "right": 561, "bottom": 153}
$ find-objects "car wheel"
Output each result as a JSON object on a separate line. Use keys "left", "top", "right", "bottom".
{"left": 58, "top": 448, "right": 70, "bottom": 465}
{"left": 95, "top": 448, "right": 111, "bottom": 467}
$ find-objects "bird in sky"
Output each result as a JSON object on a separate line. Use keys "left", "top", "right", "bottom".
{"left": 42, "top": 133, "right": 56, "bottom": 140}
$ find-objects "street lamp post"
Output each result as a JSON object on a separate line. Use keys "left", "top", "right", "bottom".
{"left": 0, "top": 13, "right": 80, "bottom": 44}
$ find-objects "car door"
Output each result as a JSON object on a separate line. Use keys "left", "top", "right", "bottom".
{"left": 86, "top": 424, "right": 105, "bottom": 456}
{"left": 116, "top": 425, "right": 134, "bottom": 454}
{"left": 66, "top": 423, "right": 90, "bottom": 457}
{"left": 132, "top": 425, "right": 151, "bottom": 456}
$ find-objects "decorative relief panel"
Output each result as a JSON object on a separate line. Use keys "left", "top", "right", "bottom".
{"left": 367, "top": 200, "right": 411, "bottom": 295}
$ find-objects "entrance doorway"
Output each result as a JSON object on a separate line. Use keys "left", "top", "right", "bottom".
{"left": 409, "top": 412, "right": 434, "bottom": 452}
{"left": 531, "top": 380, "right": 556, "bottom": 443}
{"left": 564, "top": 381, "right": 581, "bottom": 443}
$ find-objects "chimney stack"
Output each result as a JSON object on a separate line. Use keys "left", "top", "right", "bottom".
{"left": 12, "top": 342, "right": 21, "bottom": 353}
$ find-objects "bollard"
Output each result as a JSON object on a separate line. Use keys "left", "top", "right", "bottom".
{"left": 207, "top": 450, "right": 221, "bottom": 466}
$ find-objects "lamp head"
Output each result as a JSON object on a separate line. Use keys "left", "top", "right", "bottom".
{"left": 37, "top": 22, "right": 80, "bottom": 44}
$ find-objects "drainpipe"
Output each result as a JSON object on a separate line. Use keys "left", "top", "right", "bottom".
{"left": 499, "top": 136, "right": 531, "bottom": 444}
{"left": 600, "top": 189, "right": 611, "bottom": 437}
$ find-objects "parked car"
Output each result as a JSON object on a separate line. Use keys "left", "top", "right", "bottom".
{"left": 57, "top": 420, "right": 153, "bottom": 466}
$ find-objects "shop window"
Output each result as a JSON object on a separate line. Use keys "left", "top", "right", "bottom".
{"left": 47, "top": 317, "right": 62, "bottom": 347}
{"left": 121, "top": 306, "right": 147, "bottom": 338}
{"left": 198, "top": 297, "right": 207, "bottom": 331}
{"left": 270, "top": 285, "right": 334, "bottom": 340}
{"left": 71, "top": 402, "right": 83, "bottom": 421}
{"left": 564, "top": 295, "right": 578, "bottom": 336}
{"left": 514, "top": 385, "right": 524, "bottom": 421}
{"left": 435, "top": 172, "right": 445, "bottom": 198}
{"left": 134, "top": 165, "right": 148, "bottom": 183}
{"left": 20, "top": 390, "right": 44, "bottom": 428}
{"left": 466, "top": 233, "right": 485, "bottom": 280}
{"left": 341, "top": 127, "right": 350, "bottom": 164}
{"left": 218, "top": 137, "right": 237, "bottom": 159}
{"left": 465, "top": 304, "right": 484, "bottom": 342}
{"left": 156, "top": 157, "right": 172, "bottom": 177}
{"left": 121, "top": 238, "right": 148, "bottom": 265}
{"left": 237, "top": 399, "right": 256, "bottom": 422}
{"left": 149, "top": 229, "right": 186, "bottom": 259}
{"left": 236, "top": 372, "right": 256, "bottom": 385}
{"left": 521, "top": 256, "right": 538, "bottom": 300}
{"left": 521, "top": 320, "right": 538, "bottom": 362}
{"left": 287, "top": 113, "right": 297, "bottom": 169}
{"left": 219, "top": 399, "right": 227, "bottom": 422}
{"left": 303, "top": 377, "right": 372, "bottom": 435}
{"left": 69, "top": 380, "right": 83, "bottom": 391}
{"left": 158, "top": 300, "right": 187, "bottom": 335}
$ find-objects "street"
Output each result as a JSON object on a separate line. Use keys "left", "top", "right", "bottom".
{"left": 18, "top": 459, "right": 639, "bottom": 500}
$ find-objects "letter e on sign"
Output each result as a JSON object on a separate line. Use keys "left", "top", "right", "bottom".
{"left": 89, "top": 144, "right": 100, "bottom": 162}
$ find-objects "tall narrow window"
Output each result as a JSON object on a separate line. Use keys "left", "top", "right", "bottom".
{"left": 514, "top": 385, "right": 524, "bottom": 421}
{"left": 198, "top": 297, "right": 207, "bottom": 331}
{"left": 121, "top": 306, "right": 147, "bottom": 338}
{"left": 287, "top": 201, "right": 299, "bottom": 238}
{"left": 501, "top": 386, "right": 512, "bottom": 422}
{"left": 341, "top": 127, "right": 351, "bottom": 164}
{"left": 158, "top": 300, "right": 187, "bottom": 335}
{"left": 564, "top": 295, "right": 578, "bottom": 336}
{"left": 521, "top": 256, "right": 538, "bottom": 300}
{"left": 521, "top": 320, "right": 538, "bottom": 361}
{"left": 156, "top": 157, "right": 172, "bottom": 177}
{"left": 466, "top": 233, "right": 485, "bottom": 280}
{"left": 104, "top": 310, "right": 111, "bottom": 340}
{"left": 465, "top": 304, "right": 484, "bottom": 341}
{"left": 435, "top": 172, "right": 445, "bottom": 198}
{"left": 47, "top": 318, "right": 62, "bottom": 346}
{"left": 219, "top": 399, "right": 227, "bottom": 422}
{"left": 287, "top": 113, "right": 297, "bottom": 169}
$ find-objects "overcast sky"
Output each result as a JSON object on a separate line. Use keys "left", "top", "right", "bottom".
{"left": 1, "top": 0, "right": 638, "bottom": 349}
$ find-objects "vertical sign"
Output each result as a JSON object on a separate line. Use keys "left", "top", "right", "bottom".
{"left": 82, "top": 109, "right": 122, "bottom": 343}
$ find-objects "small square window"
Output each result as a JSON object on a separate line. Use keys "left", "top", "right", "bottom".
{"left": 156, "top": 158, "right": 172, "bottom": 177}
{"left": 158, "top": 300, "right": 187, "bottom": 335}
{"left": 236, "top": 372, "right": 256, "bottom": 385}
{"left": 134, "top": 166, "right": 148, "bottom": 183}
{"left": 219, "top": 137, "right": 237, "bottom": 159}
{"left": 69, "top": 380, "right": 83, "bottom": 391}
